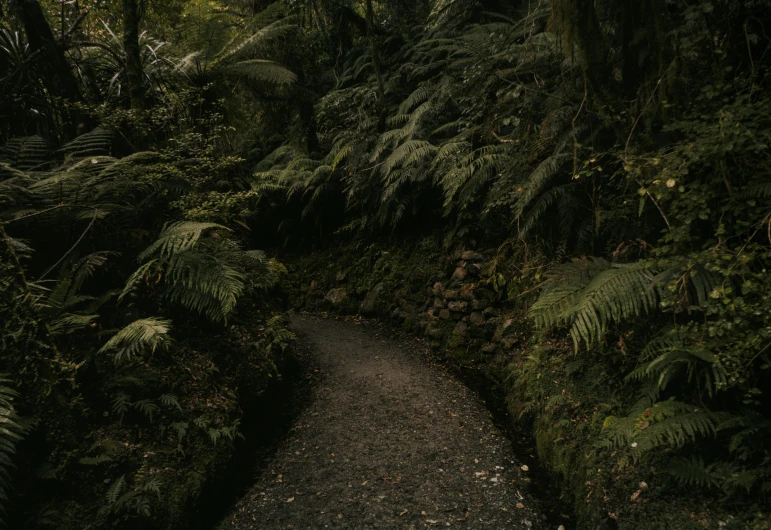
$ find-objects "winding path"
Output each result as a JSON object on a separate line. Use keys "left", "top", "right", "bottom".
{"left": 219, "top": 315, "right": 541, "bottom": 529}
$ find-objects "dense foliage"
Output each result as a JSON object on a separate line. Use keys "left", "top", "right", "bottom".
{"left": 2, "top": 0, "right": 770, "bottom": 528}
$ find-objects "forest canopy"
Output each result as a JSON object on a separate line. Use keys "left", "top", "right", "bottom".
{"left": 1, "top": 0, "right": 770, "bottom": 528}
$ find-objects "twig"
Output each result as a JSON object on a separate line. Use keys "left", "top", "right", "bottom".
{"left": 61, "top": 10, "right": 89, "bottom": 41}
{"left": 38, "top": 208, "right": 99, "bottom": 281}
{"left": 5, "top": 204, "right": 70, "bottom": 224}
{"left": 490, "top": 130, "right": 520, "bottom": 144}
{"left": 634, "top": 177, "right": 671, "bottom": 231}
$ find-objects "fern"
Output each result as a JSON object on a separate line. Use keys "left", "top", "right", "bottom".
{"left": 530, "top": 258, "right": 658, "bottom": 350}
{"left": 0, "top": 135, "right": 51, "bottom": 170}
{"left": 226, "top": 60, "right": 297, "bottom": 85}
{"left": 600, "top": 399, "right": 722, "bottom": 462}
{"left": 138, "top": 222, "right": 226, "bottom": 261}
{"left": 58, "top": 128, "right": 113, "bottom": 160}
{"left": 99, "top": 318, "right": 173, "bottom": 364}
{"left": 0, "top": 377, "right": 25, "bottom": 522}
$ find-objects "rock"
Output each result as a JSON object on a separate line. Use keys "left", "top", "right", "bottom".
{"left": 474, "top": 288, "right": 495, "bottom": 301}
{"left": 432, "top": 281, "right": 444, "bottom": 296}
{"left": 309, "top": 280, "right": 319, "bottom": 291}
{"left": 451, "top": 266, "right": 468, "bottom": 282}
{"left": 469, "top": 311, "right": 485, "bottom": 326}
{"left": 359, "top": 283, "right": 383, "bottom": 315}
{"left": 439, "top": 309, "right": 451, "bottom": 320}
{"left": 482, "top": 306, "right": 497, "bottom": 317}
{"left": 461, "top": 250, "right": 485, "bottom": 261}
{"left": 468, "top": 263, "right": 482, "bottom": 276}
{"left": 459, "top": 284, "right": 475, "bottom": 301}
{"left": 336, "top": 271, "right": 348, "bottom": 282}
{"left": 448, "top": 301, "right": 468, "bottom": 313}
{"left": 502, "top": 318, "right": 515, "bottom": 331}
{"left": 481, "top": 343, "right": 496, "bottom": 354}
{"left": 453, "top": 321, "right": 468, "bottom": 336}
{"left": 324, "top": 288, "right": 347, "bottom": 306}
{"left": 471, "top": 299, "right": 489, "bottom": 310}
{"left": 444, "top": 289, "right": 459, "bottom": 301}
{"left": 428, "top": 327, "right": 443, "bottom": 339}
{"left": 432, "top": 297, "right": 446, "bottom": 309}
{"left": 501, "top": 335, "right": 519, "bottom": 349}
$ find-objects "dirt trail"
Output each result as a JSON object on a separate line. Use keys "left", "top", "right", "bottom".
{"left": 218, "top": 314, "right": 542, "bottom": 529}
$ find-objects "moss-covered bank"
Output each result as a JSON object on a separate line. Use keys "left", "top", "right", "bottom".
{"left": 288, "top": 239, "right": 769, "bottom": 530}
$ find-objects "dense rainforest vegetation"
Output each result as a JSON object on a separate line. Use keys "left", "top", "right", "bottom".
{"left": 1, "top": 0, "right": 770, "bottom": 528}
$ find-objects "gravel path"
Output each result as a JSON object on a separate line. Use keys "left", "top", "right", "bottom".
{"left": 218, "top": 314, "right": 542, "bottom": 529}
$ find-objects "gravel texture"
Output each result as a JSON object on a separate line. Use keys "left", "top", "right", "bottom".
{"left": 218, "top": 314, "right": 542, "bottom": 529}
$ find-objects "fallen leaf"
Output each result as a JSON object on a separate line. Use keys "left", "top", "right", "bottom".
{"left": 516, "top": 502, "right": 525, "bottom": 509}
{"left": 286, "top": 497, "right": 294, "bottom": 503}
{"left": 520, "top": 465, "right": 529, "bottom": 472}
{"left": 399, "top": 509, "right": 408, "bottom": 516}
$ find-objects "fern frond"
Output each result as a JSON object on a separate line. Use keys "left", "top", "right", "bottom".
{"left": 58, "top": 128, "right": 113, "bottom": 160}
{"left": 530, "top": 258, "right": 657, "bottom": 350}
{"left": 0, "top": 136, "right": 51, "bottom": 170}
{"left": 226, "top": 60, "right": 297, "bottom": 85}
{"left": 138, "top": 222, "right": 227, "bottom": 261}
{"left": 99, "top": 318, "right": 172, "bottom": 363}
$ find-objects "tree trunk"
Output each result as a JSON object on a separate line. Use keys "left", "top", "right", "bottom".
{"left": 365, "top": 0, "right": 387, "bottom": 133}
{"left": 122, "top": 0, "right": 145, "bottom": 111}
{"left": 13, "top": 0, "right": 83, "bottom": 104}
{"left": 549, "top": 0, "right": 609, "bottom": 96}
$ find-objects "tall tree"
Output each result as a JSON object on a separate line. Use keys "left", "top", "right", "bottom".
{"left": 122, "top": 0, "right": 145, "bottom": 111}
{"left": 365, "top": 0, "right": 386, "bottom": 132}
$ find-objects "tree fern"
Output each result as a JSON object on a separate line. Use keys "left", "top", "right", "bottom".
{"left": 0, "top": 135, "right": 51, "bottom": 170}
{"left": 58, "top": 128, "right": 114, "bottom": 160}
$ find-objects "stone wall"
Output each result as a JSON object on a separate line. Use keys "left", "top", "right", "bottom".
{"left": 293, "top": 246, "right": 528, "bottom": 377}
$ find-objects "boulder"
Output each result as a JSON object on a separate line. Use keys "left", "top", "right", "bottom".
{"left": 448, "top": 301, "right": 468, "bottom": 313}
{"left": 471, "top": 299, "right": 489, "bottom": 311}
{"left": 481, "top": 343, "right": 496, "bottom": 354}
{"left": 444, "top": 289, "right": 459, "bottom": 301}
{"left": 459, "top": 284, "right": 475, "bottom": 300}
{"left": 439, "top": 309, "right": 451, "bottom": 320}
{"left": 451, "top": 266, "right": 468, "bottom": 282}
{"left": 453, "top": 321, "right": 469, "bottom": 336}
{"left": 432, "top": 281, "right": 445, "bottom": 296}
{"left": 336, "top": 271, "right": 348, "bottom": 282}
{"left": 432, "top": 297, "right": 446, "bottom": 309}
{"left": 469, "top": 311, "right": 485, "bottom": 326}
{"left": 428, "top": 327, "right": 444, "bottom": 339}
{"left": 359, "top": 283, "right": 384, "bottom": 315}
{"left": 324, "top": 288, "right": 347, "bottom": 306}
